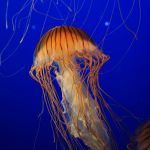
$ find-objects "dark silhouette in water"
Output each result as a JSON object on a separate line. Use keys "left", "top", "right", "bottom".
{"left": 127, "top": 121, "right": 150, "bottom": 150}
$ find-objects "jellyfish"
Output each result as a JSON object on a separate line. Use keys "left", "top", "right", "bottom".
{"left": 127, "top": 121, "right": 150, "bottom": 150}
{"left": 29, "top": 25, "right": 114, "bottom": 150}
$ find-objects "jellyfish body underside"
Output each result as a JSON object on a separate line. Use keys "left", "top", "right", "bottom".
{"left": 30, "top": 26, "right": 112, "bottom": 150}
{"left": 56, "top": 68, "right": 110, "bottom": 150}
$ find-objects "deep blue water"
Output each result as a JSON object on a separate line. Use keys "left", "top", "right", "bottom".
{"left": 0, "top": 0, "right": 150, "bottom": 150}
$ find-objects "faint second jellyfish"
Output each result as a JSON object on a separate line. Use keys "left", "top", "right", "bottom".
{"left": 30, "top": 26, "right": 116, "bottom": 150}
{"left": 127, "top": 121, "right": 150, "bottom": 150}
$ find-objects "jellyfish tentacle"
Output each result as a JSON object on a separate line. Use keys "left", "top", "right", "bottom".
{"left": 29, "top": 26, "right": 117, "bottom": 150}
{"left": 31, "top": 66, "right": 75, "bottom": 150}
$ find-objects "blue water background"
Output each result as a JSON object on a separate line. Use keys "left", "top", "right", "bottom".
{"left": 0, "top": 0, "right": 150, "bottom": 150}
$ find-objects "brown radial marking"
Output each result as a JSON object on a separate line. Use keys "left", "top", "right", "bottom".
{"left": 55, "top": 27, "right": 61, "bottom": 58}
{"left": 46, "top": 30, "right": 53, "bottom": 56}
{"left": 51, "top": 29, "right": 56, "bottom": 55}
{"left": 35, "top": 31, "right": 49, "bottom": 57}
{"left": 67, "top": 26, "right": 75, "bottom": 48}
{"left": 67, "top": 26, "right": 75, "bottom": 56}
{"left": 82, "top": 30, "right": 93, "bottom": 49}
{"left": 45, "top": 31, "right": 51, "bottom": 56}
{"left": 63, "top": 26, "right": 69, "bottom": 53}
{"left": 76, "top": 28, "right": 85, "bottom": 49}
{"left": 34, "top": 37, "right": 42, "bottom": 57}
{"left": 59, "top": 26, "right": 63, "bottom": 53}
{"left": 81, "top": 29, "right": 91, "bottom": 49}
{"left": 54, "top": 27, "right": 58, "bottom": 53}
{"left": 60, "top": 26, "right": 68, "bottom": 55}
{"left": 69, "top": 26, "right": 77, "bottom": 51}
{"left": 71, "top": 27, "right": 79, "bottom": 51}
{"left": 49, "top": 29, "right": 54, "bottom": 56}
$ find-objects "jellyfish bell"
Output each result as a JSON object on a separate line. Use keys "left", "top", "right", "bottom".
{"left": 30, "top": 25, "right": 114, "bottom": 150}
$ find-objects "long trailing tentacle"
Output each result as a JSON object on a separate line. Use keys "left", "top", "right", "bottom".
{"left": 61, "top": 49, "right": 112, "bottom": 149}
{"left": 30, "top": 63, "right": 85, "bottom": 150}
